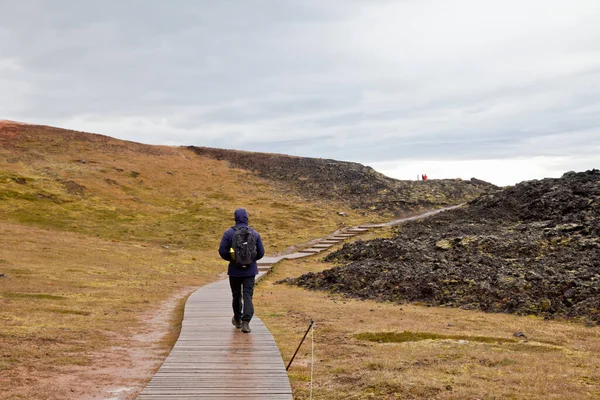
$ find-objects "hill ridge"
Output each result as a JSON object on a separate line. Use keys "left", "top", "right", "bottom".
{"left": 188, "top": 145, "right": 498, "bottom": 214}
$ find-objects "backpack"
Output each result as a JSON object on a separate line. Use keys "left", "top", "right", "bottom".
{"left": 231, "top": 226, "right": 257, "bottom": 267}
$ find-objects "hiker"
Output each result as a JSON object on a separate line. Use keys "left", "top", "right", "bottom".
{"left": 218, "top": 208, "right": 264, "bottom": 333}
{"left": 422, "top": 174, "right": 428, "bottom": 181}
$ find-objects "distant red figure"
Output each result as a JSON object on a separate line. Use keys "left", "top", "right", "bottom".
{"left": 422, "top": 174, "right": 428, "bottom": 181}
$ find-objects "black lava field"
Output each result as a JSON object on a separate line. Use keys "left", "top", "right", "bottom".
{"left": 286, "top": 170, "right": 600, "bottom": 323}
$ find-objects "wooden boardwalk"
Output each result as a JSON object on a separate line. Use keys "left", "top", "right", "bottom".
{"left": 137, "top": 206, "right": 459, "bottom": 399}
{"left": 137, "top": 277, "right": 291, "bottom": 399}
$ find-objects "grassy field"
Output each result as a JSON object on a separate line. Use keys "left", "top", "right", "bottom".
{"left": 256, "top": 227, "right": 600, "bottom": 400}
{"left": 0, "top": 125, "right": 383, "bottom": 399}
{"left": 6, "top": 124, "right": 597, "bottom": 399}
{"left": 0, "top": 126, "right": 375, "bottom": 250}
{"left": 0, "top": 222, "right": 213, "bottom": 399}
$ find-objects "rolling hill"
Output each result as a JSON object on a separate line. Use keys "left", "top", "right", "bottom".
{"left": 0, "top": 121, "right": 494, "bottom": 399}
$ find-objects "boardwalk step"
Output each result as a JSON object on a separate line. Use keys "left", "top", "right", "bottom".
{"left": 345, "top": 228, "right": 369, "bottom": 233}
{"left": 312, "top": 244, "right": 333, "bottom": 248}
{"left": 281, "top": 252, "right": 310, "bottom": 260}
{"left": 298, "top": 248, "right": 321, "bottom": 254}
{"left": 259, "top": 256, "right": 286, "bottom": 264}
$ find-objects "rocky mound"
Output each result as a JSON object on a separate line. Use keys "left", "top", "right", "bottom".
{"left": 286, "top": 170, "right": 600, "bottom": 323}
{"left": 188, "top": 146, "right": 497, "bottom": 214}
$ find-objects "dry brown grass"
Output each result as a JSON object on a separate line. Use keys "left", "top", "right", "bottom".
{"left": 256, "top": 232, "right": 600, "bottom": 400}
{"left": 0, "top": 125, "right": 384, "bottom": 399}
{"left": 0, "top": 222, "right": 214, "bottom": 399}
{"left": 1, "top": 133, "right": 372, "bottom": 250}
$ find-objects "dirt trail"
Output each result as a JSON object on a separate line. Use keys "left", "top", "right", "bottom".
{"left": 364, "top": 204, "right": 464, "bottom": 227}
{"left": 25, "top": 287, "right": 197, "bottom": 400}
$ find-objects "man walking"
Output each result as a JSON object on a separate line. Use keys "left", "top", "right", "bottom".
{"left": 218, "top": 208, "right": 264, "bottom": 333}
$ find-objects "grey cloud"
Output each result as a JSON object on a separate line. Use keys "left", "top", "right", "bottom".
{"left": 1, "top": 0, "right": 599, "bottom": 183}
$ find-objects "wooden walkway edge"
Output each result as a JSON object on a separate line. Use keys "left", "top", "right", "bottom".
{"left": 137, "top": 206, "right": 460, "bottom": 399}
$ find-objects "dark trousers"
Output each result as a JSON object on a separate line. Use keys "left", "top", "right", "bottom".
{"left": 229, "top": 275, "right": 255, "bottom": 322}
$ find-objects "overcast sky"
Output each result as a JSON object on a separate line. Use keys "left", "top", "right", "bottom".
{"left": 1, "top": 0, "right": 599, "bottom": 185}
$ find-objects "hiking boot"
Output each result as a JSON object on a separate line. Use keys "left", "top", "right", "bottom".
{"left": 232, "top": 317, "right": 242, "bottom": 329}
{"left": 241, "top": 321, "right": 251, "bottom": 333}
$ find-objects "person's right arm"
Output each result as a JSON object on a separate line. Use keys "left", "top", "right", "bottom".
{"left": 218, "top": 230, "right": 232, "bottom": 261}
{"left": 255, "top": 232, "right": 265, "bottom": 261}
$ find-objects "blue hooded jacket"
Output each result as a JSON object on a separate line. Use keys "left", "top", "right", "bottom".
{"left": 218, "top": 208, "right": 264, "bottom": 277}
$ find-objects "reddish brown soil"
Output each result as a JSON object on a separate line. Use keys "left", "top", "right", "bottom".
{"left": 89, "top": 287, "right": 195, "bottom": 400}
{"left": 0, "top": 120, "right": 27, "bottom": 142}
{"left": 0, "top": 119, "right": 28, "bottom": 126}
{"left": 2, "top": 288, "right": 195, "bottom": 400}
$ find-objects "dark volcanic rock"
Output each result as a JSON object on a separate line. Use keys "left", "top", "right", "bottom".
{"left": 288, "top": 170, "right": 600, "bottom": 323}
{"left": 187, "top": 146, "right": 498, "bottom": 215}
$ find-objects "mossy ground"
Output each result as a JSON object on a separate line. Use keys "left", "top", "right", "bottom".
{"left": 355, "top": 331, "right": 518, "bottom": 344}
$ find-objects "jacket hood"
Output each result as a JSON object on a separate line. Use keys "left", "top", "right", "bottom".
{"left": 234, "top": 208, "right": 249, "bottom": 225}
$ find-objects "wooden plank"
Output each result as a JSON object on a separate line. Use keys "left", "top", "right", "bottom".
{"left": 313, "top": 243, "right": 334, "bottom": 248}
{"left": 258, "top": 256, "right": 286, "bottom": 264}
{"left": 281, "top": 252, "right": 311, "bottom": 260}
{"left": 298, "top": 248, "right": 321, "bottom": 254}
{"left": 141, "top": 396, "right": 293, "bottom": 398}
{"left": 345, "top": 228, "right": 369, "bottom": 233}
